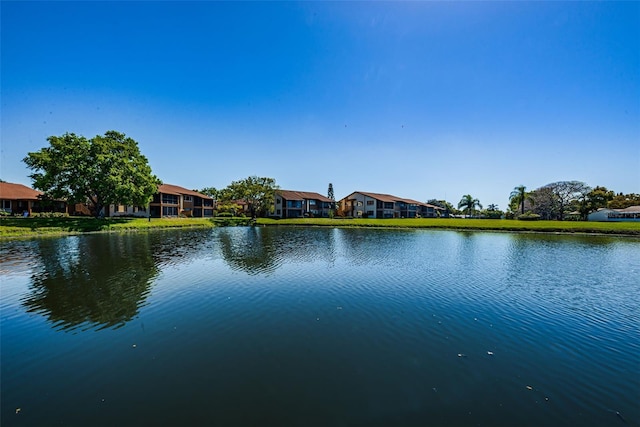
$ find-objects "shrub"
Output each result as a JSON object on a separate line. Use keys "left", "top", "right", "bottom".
{"left": 30, "top": 212, "right": 69, "bottom": 218}
{"left": 517, "top": 213, "right": 541, "bottom": 221}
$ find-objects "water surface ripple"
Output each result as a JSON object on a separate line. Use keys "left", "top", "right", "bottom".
{"left": 1, "top": 228, "right": 638, "bottom": 426}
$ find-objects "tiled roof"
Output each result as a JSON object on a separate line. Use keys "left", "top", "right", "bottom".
{"left": 158, "top": 184, "right": 212, "bottom": 199}
{"left": 347, "top": 191, "right": 443, "bottom": 209}
{"left": 0, "top": 182, "right": 43, "bottom": 200}
{"left": 278, "top": 190, "right": 332, "bottom": 202}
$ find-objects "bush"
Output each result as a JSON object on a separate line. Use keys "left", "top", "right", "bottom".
{"left": 517, "top": 213, "right": 541, "bottom": 221}
{"left": 30, "top": 212, "right": 69, "bottom": 218}
{"left": 483, "top": 211, "right": 503, "bottom": 219}
{"left": 216, "top": 212, "right": 234, "bottom": 217}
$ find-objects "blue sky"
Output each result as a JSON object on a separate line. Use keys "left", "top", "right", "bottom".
{"left": 2, "top": 1, "right": 639, "bottom": 209}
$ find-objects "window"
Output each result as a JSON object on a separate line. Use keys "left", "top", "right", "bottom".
{"left": 366, "top": 210, "right": 374, "bottom": 216}
{"left": 309, "top": 199, "right": 316, "bottom": 205}
{"left": 162, "top": 194, "right": 178, "bottom": 204}
{"left": 277, "top": 198, "right": 281, "bottom": 204}
{"left": 276, "top": 209, "right": 281, "bottom": 215}
{"left": 366, "top": 200, "right": 374, "bottom": 205}
{"left": 384, "top": 202, "right": 394, "bottom": 209}
{"left": 117, "top": 205, "right": 125, "bottom": 213}
{"left": 162, "top": 206, "right": 178, "bottom": 216}
{"left": 184, "top": 195, "right": 193, "bottom": 202}
{"left": 357, "top": 201, "right": 363, "bottom": 206}
{"left": 286, "top": 200, "right": 302, "bottom": 208}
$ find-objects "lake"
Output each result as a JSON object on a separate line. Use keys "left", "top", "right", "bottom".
{"left": 1, "top": 227, "right": 639, "bottom": 426}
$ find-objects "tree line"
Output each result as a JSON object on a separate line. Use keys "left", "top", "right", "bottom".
{"left": 506, "top": 182, "right": 639, "bottom": 221}
{"left": 429, "top": 182, "right": 638, "bottom": 220}
{"left": 19, "top": 131, "right": 638, "bottom": 221}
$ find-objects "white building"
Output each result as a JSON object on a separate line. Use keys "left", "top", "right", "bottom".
{"left": 588, "top": 206, "right": 640, "bottom": 222}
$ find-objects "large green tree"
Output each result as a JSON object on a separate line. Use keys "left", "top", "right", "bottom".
{"left": 577, "top": 186, "right": 614, "bottom": 219}
{"left": 458, "top": 194, "right": 482, "bottom": 217}
{"left": 227, "top": 176, "right": 278, "bottom": 218}
{"left": 23, "top": 131, "right": 161, "bottom": 217}
{"left": 199, "top": 187, "right": 219, "bottom": 200}
{"left": 427, "top": 199, "right": 457, "bottom": 216}
{"left": 608, "top": 192, "right": 640, "bottom": 209}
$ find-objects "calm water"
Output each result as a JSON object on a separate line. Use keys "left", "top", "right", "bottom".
{"left": 1, "top": 227, "right": 639, "bottom": 427}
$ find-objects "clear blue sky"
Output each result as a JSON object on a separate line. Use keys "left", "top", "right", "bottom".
{"left": 2, "top": 1, "right": 639, "bottom": 209}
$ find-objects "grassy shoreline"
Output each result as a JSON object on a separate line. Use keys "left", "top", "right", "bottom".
{"left": 256, "top": 217, "right": 640, "bottom": 236}
{"left": 1, "top": 216, "right": 639, "bottom": 239}
{"left": 0, "top": 216, "right": 250, "bottom": 239}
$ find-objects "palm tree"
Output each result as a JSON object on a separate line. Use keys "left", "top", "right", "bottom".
{"left": 509, "top": 185, "right": 529, "bottom": 215}
{"left": 458, "top": 195, "right": 482, "bottom": 217}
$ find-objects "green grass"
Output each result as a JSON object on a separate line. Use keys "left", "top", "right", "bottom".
{"left": 0, "top": 216, "right": 218, "bottom": 238}
{"left": 256, "top": 217, "right": 640, "bottom": 236}
{"left": 3, "top": 216, "right": 639, "bottom": 239}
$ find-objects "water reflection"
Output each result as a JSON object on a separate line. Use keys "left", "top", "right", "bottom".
{"left": 2, "top": 228, "right": 639, "bottom": 426}
{"left": 22, "top": 234, "right": 160, "bottom": 331}
{"left": 219, "top": 227, "right": 281, "bottom": 275}
{"left": 218, "top": 227, "right": 337, "bottom": 274}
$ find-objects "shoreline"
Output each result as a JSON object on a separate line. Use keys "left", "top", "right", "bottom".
{"left": 257, "top": 223, "right": 640, "bottom": 239}
{"left": 2, "top": 216, "right": 639, "bottom": 240}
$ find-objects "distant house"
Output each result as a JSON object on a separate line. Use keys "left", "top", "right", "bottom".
{"left": 274, "top": 190, "right": 334, "bottom": 218}
{"left": 149, "top": 184, "right": 214, "bottom": 218}
{"left": 0, "top": 182, "right": 66, "bottom": 216}
{"left": 231, "top": 199, "right": 251, "bottom": 216}
{"left": 588, "top": 206, "right": 640, "bottom": 222}
{"left": 107, "top": 184, "right": 214, "bottom": 218}
{"left": 338, "top": 191, "right": 443, "bottom": 218}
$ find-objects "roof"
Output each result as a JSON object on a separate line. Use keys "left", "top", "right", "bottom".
{"left": 345, "top": 191, "right": 443, "bottom": 209}
{"left": 0, "top": 182, "right": 43, "bottom": 200}
{"left": 158, "top": 184, "right": 212, "bottom": 199}
{"left": 618, "top": 205, "right": 640, "bottom": 213}
{"left": 277, "top": 190, "right": 332, "bottom": 202}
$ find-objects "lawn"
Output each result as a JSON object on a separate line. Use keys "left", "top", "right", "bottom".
{"left": 2, "top": 215, "right": 639, "bottom": 239}
{"left": 0, "top": 216, "right": 218, "bottom": 238}
{"left": 256, "top": 217, "right": 640, "bottom": 235}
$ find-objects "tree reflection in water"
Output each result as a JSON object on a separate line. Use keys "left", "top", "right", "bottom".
{"left": 219, "top": 227, "right": 281, "bottom": 275}
{"left": 23, "top": 234, "right": 160, "bottom": 331}
{"left": 218, "top": 226, "right": 337, "bottom": 274}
